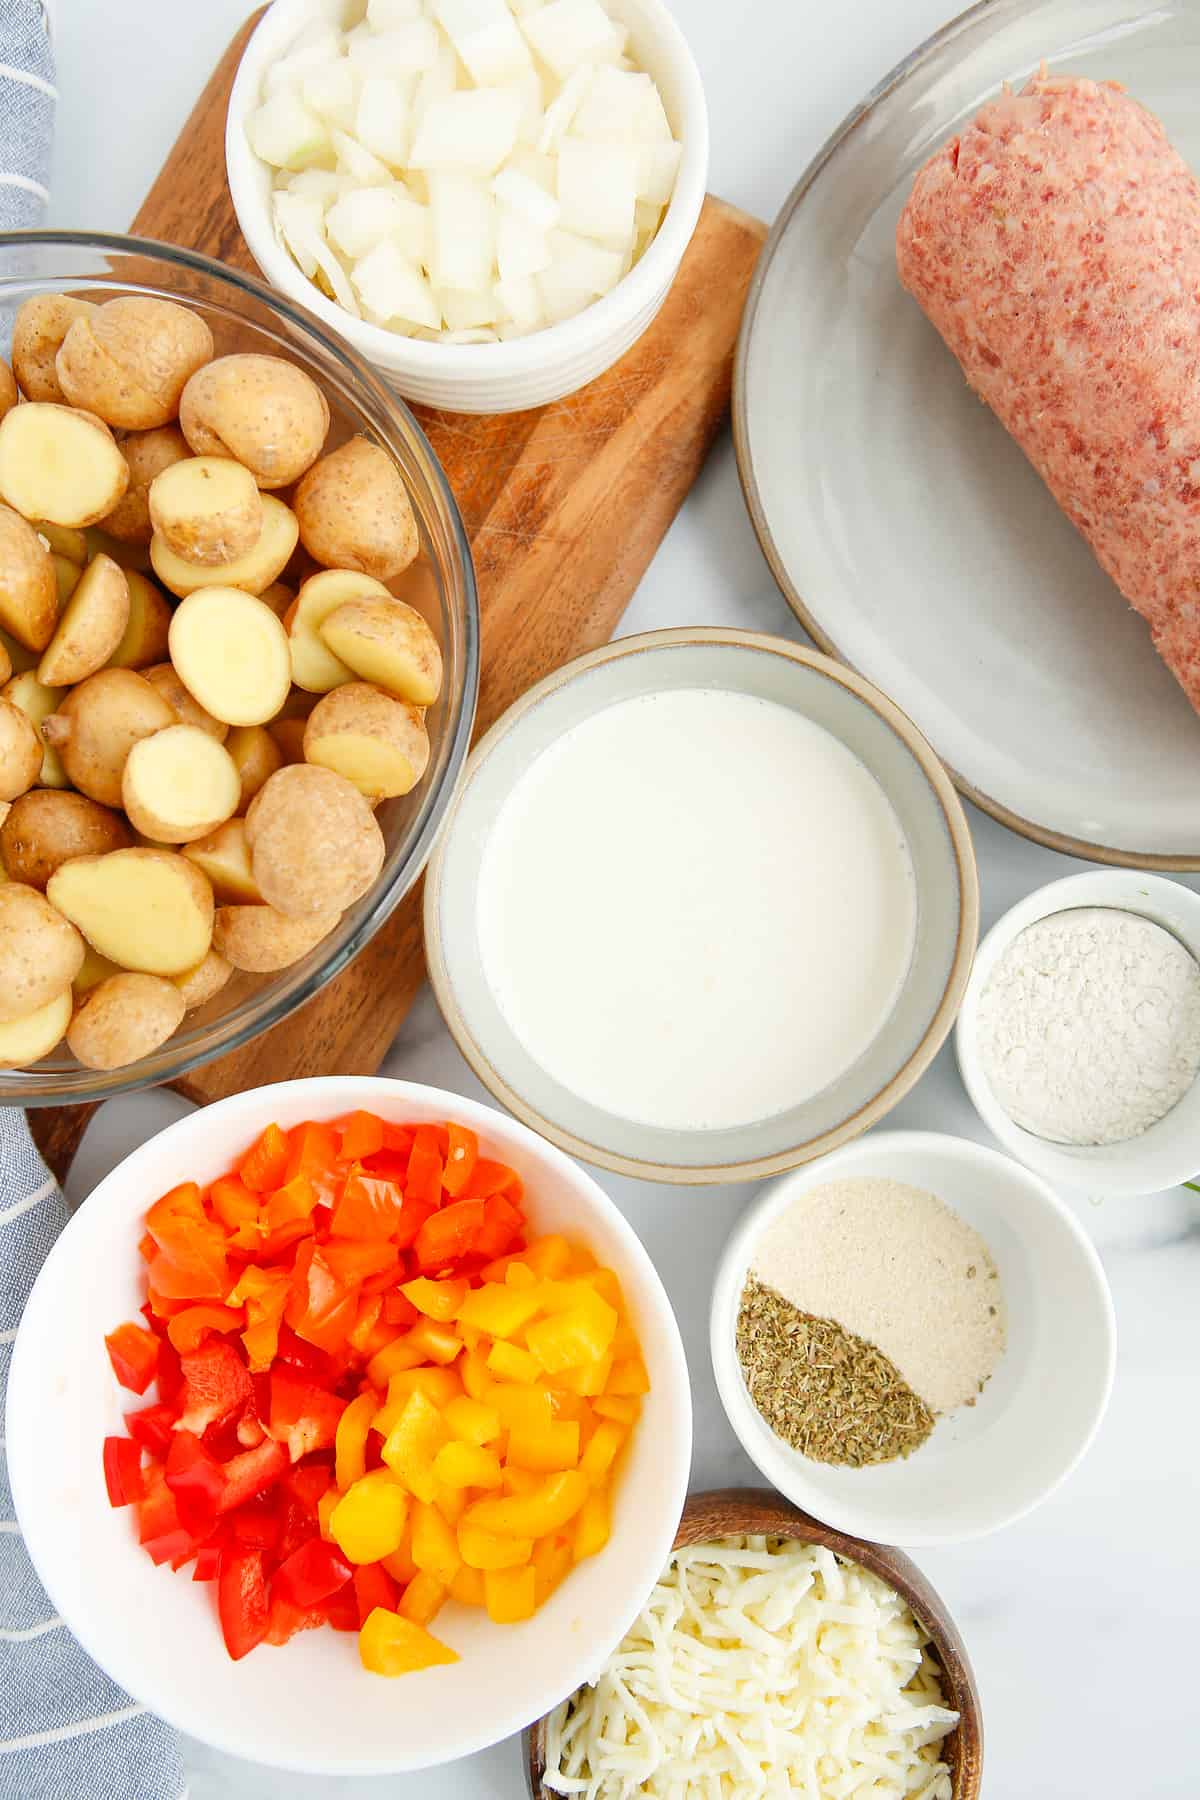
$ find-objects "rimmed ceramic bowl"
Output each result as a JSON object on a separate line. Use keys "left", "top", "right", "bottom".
{"left": 5, "top": 1076, "right": 692, "bottom": 1776}
{"left": 711, "top": 1130, "right": 1117, "bottom": 1546}
{"left": 226, "top": 0, "right": 708, "bottom": 413}
{"left": 526, "top": 1485, "right": 984, "bottom": 1799}
{"left": 956, "top": 870, "right": 1200, "bottom": 1198}
{"left": 424, "top": 627, "right": 979, "bottom": 1184}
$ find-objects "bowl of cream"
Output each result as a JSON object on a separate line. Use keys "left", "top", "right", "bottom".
{"left": 424, "top": 627, "right": 978, "bottom": 1182}
{"left": 956, "top": 869, "right": 1200, "bottom": 1198}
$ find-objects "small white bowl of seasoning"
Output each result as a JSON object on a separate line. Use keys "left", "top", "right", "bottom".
{"left": 710, "top": 1129, "right": 1116, "bottom": 1547}
{"left": 956, "top": 871, "right": 1200, "bottom": 1199}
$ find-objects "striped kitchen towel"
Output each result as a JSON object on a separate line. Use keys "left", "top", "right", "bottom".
{"left": 1, "top": 1111, "right": 186, "bottom": 1799}
{"left": 0, "top": 2, "right": 54, "bottom": 228}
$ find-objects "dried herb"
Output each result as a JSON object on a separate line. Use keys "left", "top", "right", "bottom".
{"left": 736, "top": 1276, "right": 935, "bottom": 1468}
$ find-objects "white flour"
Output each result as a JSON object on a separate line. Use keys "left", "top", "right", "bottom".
{"left": 976, "top": 907, "right": 1200, "bottom": 1146}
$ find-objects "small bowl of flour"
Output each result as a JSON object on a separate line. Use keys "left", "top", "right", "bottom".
{"left": 957, "top": 871, "right": 1200, "bottom": 1198}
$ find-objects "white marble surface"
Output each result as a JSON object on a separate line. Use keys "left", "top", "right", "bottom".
{"left": 45, "top": 1, "right": 1200, "bottom": 1795}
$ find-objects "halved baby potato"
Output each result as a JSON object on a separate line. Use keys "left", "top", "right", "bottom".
{"left": 47, "top": 846, "right": 214, "bottom": 976}
{"left": 121, "top": 724, "right": 241, "bottom": 844}
{"left": 67, "top": 971, "right": 186, "bottom": 1070}
{"left": 148, "top": 455, "right": 263, "bottom": 566}
{"left": 106, "top": 570, "right": 173, "bottom": 670}
{"left": 304, "top": 682, "right": 430, "bottom": 801}
{"left": 320, "top": 594, "right": 443, "bottom": 706}
{"left": 0, "top": 403, "right": 130, "bottom": 528}
{"left": 288, "top": 568, "right": 392, "bottom": 693}
{"left": 168, "top": 587, "right": 292, "bottom": 727}
{"left": 37, "top": 553, "right": 130, "bottom": 686}
{"left": 0, "top": 986, "right": 73, "bottom": 1067}
{"left": 150, "top": 493, "right": 299, "bottom": 599}
{"left": 212, "top": 902, "right": 341, "bottom": 973}
{"left": 182, "top": 817, "right": 262, "bottom": 903}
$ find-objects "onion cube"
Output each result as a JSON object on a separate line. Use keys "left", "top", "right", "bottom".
{"left": 536, "top": 263, "right": 594, "bottom": 324}
{"left": 521, "top": 0, "right": 622, "bottom": 79}
{"left": 494, "top": 273, "right": 543, "bottom": 329}
{"left": 428, "top": 172, "right": 495, "bottom": 290}
{"left": 536, "top": 62, "right": 593, "bottom": 153}
{"left": 326, "top": 184, "right": 429, "bottom": 263}
{"left": 440, "top": 286, "right": 499, "bottom": 330}
{"left": 410, "top": 89, "right": 522, "bottom": 175}
{"left": 433, "top": 0, "right": 533, "bottom": 86}
{"left": 356, "top": 76, "right": 415, "bottom": 167}
{"left": 497, "top": 209, "right": 551, "bottom": 281}
{"left": 248, "top": 92, "right": 332, "bottom": 171}
{"left": 275, "top": 195, "right": 360, "bottom": 315}
{"left": 367, "top": 0, "right": 423, "bottom": 23}
{"left": 301, "top": 61, "right": 360, "bottom": 130}
{"left": 263, "top": 24, "right": 344, "bottom": 95}
{"left": 492, "top": 166, "right": 559, "bottom": 231}
{"left": 413, "top": 42, "right": 458, "bottom": 129}
{"left": 278, "top": 168, "right": 342, "bottom": 207}
{"left": 514, "top": 67, "right": 545, "bottom": 145}
{"left": 636, "top": 139, "right": 681, "bottom": 206}
{"left": 635, "top": 79, "right": 674, "bottom": 144}
{"left": 349, "top": 19, "right": 440, "bottom": 75}
{"left": 556, "top": 138, "right": 637, "bottom": 241}
{"left": 507, "top": 146, "right": 557, "bottom": 191}
{"left": 547, "top": 227, "right": 623, "bottom": 294}
{"left": 330, "top": 127, "right": 394, "bottom": 186}
{"left": 352, "top": 240, "right": 441, "bottom": 328}
{"left": 572, "top": 66, "right": 653, "bottom": 142}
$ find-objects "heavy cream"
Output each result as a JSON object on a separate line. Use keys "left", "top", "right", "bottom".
{"left": 477, "top": 687, "right": 916, "bottom": 1132}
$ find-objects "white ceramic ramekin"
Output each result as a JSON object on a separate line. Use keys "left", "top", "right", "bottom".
{"left": 226, "top": 0, "right": 709, "bottom": 413}
{"left": 956, "top": 870, "right": 1200, "bottom": 1198}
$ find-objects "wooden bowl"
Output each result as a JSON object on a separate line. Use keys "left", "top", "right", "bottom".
{"left": 525, "top": 1486, "right": 983, "bottom": 1799}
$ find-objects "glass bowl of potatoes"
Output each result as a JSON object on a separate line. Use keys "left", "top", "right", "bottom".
{"left": 0, "top": 232, "right": 478, "bottom": 1103}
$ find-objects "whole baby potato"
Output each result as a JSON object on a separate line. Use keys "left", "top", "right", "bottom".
{"left": 67, "top": 970, "right": 186, "bottom": 1070}
{"left": 179, "top": 354, "right": 329, "bottom": 489}
{"left": 41, "top": 667, "right": 174, "bottom": 807}
{"left": 0, "top": 882, "right": 84, "bottom": 1021}
{"left": 11, "top": 295, "right": 100, "bottom": 404}
{"left": 0, "top": 696, "right": 43, "bottom": 801}
{"left": 212, "top": 902, "right": 341, "bottom": 973}
{"left": 0, "top": 789, "right": 132, "bottom": 890}
{"left": 0, "top": 505, "right": 59, "bottom": 651}
{"left": 293, "top": 436, "right": 418, "bottom": 582}
{"left": 57, "top": 297, "right": 214, "bottom": 430}
{"left": 244, "top": 763, "right": 384, "bottom": 917}
{"left": 100, "top": 424, "right": 190, "bottom": 545}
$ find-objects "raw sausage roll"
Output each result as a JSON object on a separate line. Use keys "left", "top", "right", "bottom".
{"left": 896, "top": 74, "right": 1200, "bottom": 712}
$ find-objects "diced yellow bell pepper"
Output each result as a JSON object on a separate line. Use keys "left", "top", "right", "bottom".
{"left": 482, "top": 1235, "right": 571, "bottom": 1283}
{"left": 367, "top": 1336, "right": 427, "bottom": 1388}
{"left": 502, "top": 1465, "right": 542, "bottom": 1496}
{"left": 463, "top": 1470, "right": 588, "bottom": 1538}
{"left": 506, "top": 1419, "right": 579, "bottom": 1473}
{"left": 574, "top": 1267, "right": 623, "bottom": 1312}
{"left": 593, "top": 1394, "right": 641, "bottom": 1425}
{"left": 484, "top": 1564, "right": 536, "bottom": 1623}
{"left": 488, "top": 1382, "right": 553, "bottom": 1433}
{"left": 411, "top": 1498, "right": 463, "bottom": 1585}
{"left": 579, "top": 1419, "right": 627, "bottom": 1486}
{"left": 435, "top": 1481, "right": 468, "bottom": 1527}
{"left": 398, "top": 1570, "right": 447, "bottom": 1627}
{"left": 433, "top": 1439, "right": 503, "bottom": 1491}
{"left": 609, "top": 1320, "right": 640, "bottom": 1358}
{"left": 504, "top": 1261, "right": 537, "bottom": 1290}
{"left": 458, "top": 1322, "right": 484, "bottom": 1353}
{"left": 381, "top": 1531, "right": 417, "bottom": 1586}
{"left": 382, "top": 1366, "right": 463, "bottom": 1420}
{"left": 443, "top": 1394, "right": 501, "bottom": 1446}
{"left": 330, "top": 1470, "right": 409, "bottom": 1564}
{"left": 449, "top": 1563, "right": 486, "bottom": 1606}
{"left": 334, "top": 1391, "right": 378, "bottom": 1493}
{"left": 458, "top": 1523, "right": 534, "bottom": 1570}
{"left": 553, "top": 1351, "right": 613, "bottom": 1397}
{"left": 460, "top": 1348, "right": 493, "bottom": 1401}
{"left": 486, "top": 1340, "right": 540, "bottom": 1384}
{"left": 526, "top": 1291, "right": 617, "bottom": 1375}
{"left": 573, "top": 1484, "right": 610, "bottom": 1562}
{"left": 381, "top": 1390, "right": 448, "bottom": 1504}
{"left": 532, "top": 1532, "right": 574, "bottom": 1604}
{"left": 406, "top": 1318, "right": 464, "bottom": 1365}
{"left": 401, "top": 1276, "right": 470, "bottom": 1321}
{"left": 358, "top": 1606, "right": 457, "bottom": 1676}
{"left": 456, "top": 1283, "right": 543, "bottom": 1339}
{"left": 606, "top": 1356, "right": 650, "bottom": 1396}
{"left": 317, "top": 1487, "right": 339, "bottom": 1543}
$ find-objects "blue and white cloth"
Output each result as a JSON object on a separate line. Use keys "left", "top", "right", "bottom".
{"left": 1, "top": 1112, "right": 186, "bottom": 1799}
{"left": 0, "top": 7, "right": 186, "bottom": 1792}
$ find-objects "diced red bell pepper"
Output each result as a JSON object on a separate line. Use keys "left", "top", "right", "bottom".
{"left": 216, "top": 1438, "right": 289, "bottom": 1514}
{"left": 124, "top": 1403, "right": 176, "bottom": 1456}
{"left": 382, "top": 1292, "right": 420, "bottom": 1328}
{"left": 218, "top": 1548, "right": 270, "bottom": 1661}
{"left": 337, "top": 1110, "right": 384, "bottom": 1163}
{"left": 228, "top": 1494, "right": 283, "bottom": 1551}
{"left": 155, "top": 1336, "right": 183, "bottom": 1404}
{"left": 209, "top": 1176, "right": 259, "bottom": 1235}
{"left": 472, "top": 1194, "right": 525, "bottom": 1261}
{"left": 441, "top": 1122, "right": 479, "bottom": 1196}
{"left": 255, "top": 1216, "right": 315, "bottom": 1264}
{"left": 239, "top": 1124, "right": 290, "bottom": 1194}
{"left": 263, "top": 1175, "right": 318, "bottom": 1236}
{"left": 405, "top": 1125, "right": 444, "bottom": 1208}
{"left": 137, "top": 1471, "right": 191, "bottom": 1564}
{"left": 286, "top": 1242, "right": 357, "bottom": 1353}
{"left": 329, "top": 1169, "right": 405, "bottom": 1242}
{"left": 352, "top": 1561, "right": 399, "bottom": 1627}
{"left": 322, "top": 1241, "right": 399, "bottom": 1286}
{"left": 176, "top": 1340, "right": 253, "bottom": 1436}
{"left": 165, "top": 1431, "right": 226, "bottom": 1534}
{"left": 359, "top": 1149, "right": 411, "bottom": 1186}
{"left": 414, "top": 1198, "right": 486, "bottom": 1272}
{"left": 285, "top": 1462, "right": 333, "bottom": 1515}
{"left": 272, "top": 1326, "right": 335, "bottom": 1381}
{"left": 269, "top": 1367, "right": 347, "bottom": 1462}
{"left": 192, "top": 1540, "right": 224, "bottom": 1582}
{"left": 347, "top": 1294, "right": 384, "bottom": 1354}
{"left": 265, "top": 1595, "right": 327, "bottom": 1646}
{"left": 103, "top": 1435, "right": 144, "bottom": 1507}
{"left": 167, "top": 1303, "right": 245, "bottom": 1355}
{"left": 461, "top": 1158, "right": 524, "bottom": 1203}
{"left": 382, "top": 1122, "right": 414, "bottom": 1154}
{"left": 324, "top": 1582, "right": 361, "bottom": 1631}
{"left": 275, "top": 1538, "right": 353, "bottom": 1609}
{"left": 104, "top": 1322, "right": 160, "bottom": 1395}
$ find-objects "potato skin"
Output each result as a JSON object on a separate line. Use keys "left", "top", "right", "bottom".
{"left": 11, "top": 295, "right": 100, "bottom": 404}
{"left": 303, "top": 681, "right": 430, "bottom": 800}
{"left": 0, "top": 789, "right": 132, "bottom": 890}
{"left": 107, "top": 571, "right": 173, "bottom": 670}
{"left": 0, "top": 505, "right": 59, "bottom": 652}
{"left": 0, "top": 358, "right": 17, "bottom": 422}
{"left": 56, "top": 297, "right": 214, "bottom": 430}
{"left": 179, "top": 354, "right": 330, "bottom": 490}
{"left": 67, "top": 970, "right": 186, "bottom": 1070}
{"left": 174, "top": 948, "right": 233, "bottom": 1009}
{"left": 144, "top": 663, "right": 228, "bottom": 740}
{"left": 225, "top": 723, "right": 282, "bottom": 811}
{"left": 149, "top": 455, "right": 263, "bottom": 565}
{"left": 0, "top": 986, "right": 72, "bottom": 1066}
{"left": 0, "top": 882, "right": 84, "bottom": 1021}
{"left": 101, "top": 424, "right": 190, "bottom": 545}
{"left": 294, "top": 437, "right": 418, "bottom": 581}
{"left": 0, "top": 696, "right": 43, "bottom": 801}
{"left": 244, "top": 763, "right": 384, "bottom": 917}
{"left": 41, "top": 668, "right": 174, "bottom": 807}
{"left": 213, "top": 902, "right": 340, "bottom": 972}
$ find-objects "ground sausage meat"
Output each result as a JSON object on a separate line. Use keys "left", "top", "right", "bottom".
{"left": 896, "top": 74, "right": 1200, "bottom": 712}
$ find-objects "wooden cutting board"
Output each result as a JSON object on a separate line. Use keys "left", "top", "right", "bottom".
{"left": 29, "top": 11, "right": 767, "bottom": 1182}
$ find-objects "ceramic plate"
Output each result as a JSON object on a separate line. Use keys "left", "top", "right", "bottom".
{"left": 735, "top": 0, "right": 1200, "bottom": 866}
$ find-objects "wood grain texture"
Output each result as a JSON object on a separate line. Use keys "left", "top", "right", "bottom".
{"left": 526, "top": 1487, "right": 984, "bottom": 1800}
{"left": 120, "top": 10, "right": 767, "bottom": 1112}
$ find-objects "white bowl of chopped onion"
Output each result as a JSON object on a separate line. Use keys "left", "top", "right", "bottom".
{"left": 227, "top": 0, "right": 708, "bottom": 413}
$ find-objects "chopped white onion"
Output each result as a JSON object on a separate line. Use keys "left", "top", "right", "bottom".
{"left": 428, "top": 170, "right": 495, "bottom": 290}
{"left": 491, "top": 166, "right": 560, "bottom": 230}
{"left": 352, "top": 239, "right": 441, "bottom": 329}
{"left": 410, "top": 88, "right": 523, "bottom": 174}
{"left": 555, "top": 137, "right": 637, "bottom": 241}
{"left": 520, "top": 0, "right": 623, "bottom": 79}
{"left": 433, "top": 0, "right": 533, "bottom": 86}
{"left": 496, "top": 207, "right": 552, "bottom": 282}
{"left": 355, "top": 75, "right": 415, "bottom": 167}
{"left": 301, "top": 61, "right": 360, "bottom": 131}
{"left": 248, "top": 91, "right": 332, "bottom": 172}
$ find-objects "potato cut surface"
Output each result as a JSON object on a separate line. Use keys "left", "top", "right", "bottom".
{"left": 106, "top": 571, "right": 172, "bottom": 670}
{"left": 150, "top": 494, "right": 299, "bottom": 599}
{"left": 288, "top": 568, "right": 392, "bottom": 693}
{"left": 122, "top": 724, "right": 241, "bottom": 843}
{"left": 320, "top": 595, "right": 443, "bottom": 705}
{"left": 168, "top": 586, "right": 292, "bottom": 726}
{"left": 0, "top": 404, "right": 130, "bottom": 528}
{"left": 304, "top": 682, "right": 430, "bottom": 800}
{"left": 0, "top": 504, "right": 59, "bottom": 651}
{"left": 37, "top": 552, "right": 130, "bottom": 686}
{"left": 0, "top": 986, "right": 71, "bottom": 1067}
{"left": 149, "top": 455, "right": 263, "bottom": 566}
{"left": 47, "top": 847, "right": 214, "bottom": 976}
{"left": 183, "top": 818, "right": 262, "bottom": 902}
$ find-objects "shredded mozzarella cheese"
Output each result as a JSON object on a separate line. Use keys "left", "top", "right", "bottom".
{"left": 542, "top": 1536, "right": 959, "bottom": 1800}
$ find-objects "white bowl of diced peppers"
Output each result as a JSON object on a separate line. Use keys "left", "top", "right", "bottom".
{"left": 226, "top": 0, "right": 708, "bottom": 412}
